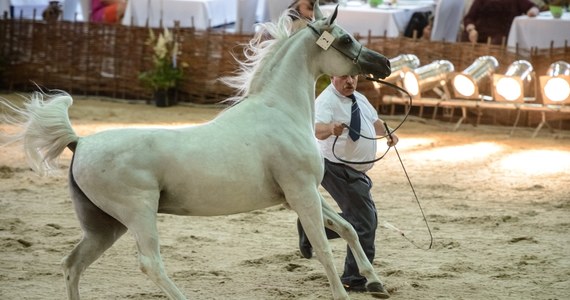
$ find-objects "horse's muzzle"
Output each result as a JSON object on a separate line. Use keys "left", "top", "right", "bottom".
{"left": 359, "top": 48, "right": 391, "bottom": 79}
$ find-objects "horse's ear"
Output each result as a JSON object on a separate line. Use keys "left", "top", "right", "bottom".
{"left": 314, "top": 1, "right": 324, "bottom": 20}
{"left": 325, "top": 5, "right": 338, "bottom": 26}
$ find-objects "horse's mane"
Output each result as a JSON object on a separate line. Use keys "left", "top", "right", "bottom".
{"left": 221, "top": 11, "right": 299, "bottom": 103}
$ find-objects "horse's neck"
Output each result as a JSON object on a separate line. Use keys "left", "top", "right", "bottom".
{"left": 250, "top": 31, "right": 318, "bottom": 124}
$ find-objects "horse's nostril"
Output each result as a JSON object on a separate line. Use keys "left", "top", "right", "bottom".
{"left": 386, "top": 58, "right": 391, "bottom": 69}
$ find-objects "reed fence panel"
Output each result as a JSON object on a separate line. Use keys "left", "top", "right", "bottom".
{"left": 1, "top": 17, "right": 568, "bottom": 109}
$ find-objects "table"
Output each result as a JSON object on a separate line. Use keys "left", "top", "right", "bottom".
{"left": 7, "top": 0, "right": 87, "bottom": 21}
{"left": 320, "top": 1, "right": 435, "bottom": 37}
{"left": 8, "top": 0, "right": 52, "bottom": 20}
{"left": 122, "top": 0, "right": 237, "bottom": 29}
{"left": 507, "top": 11, "right": 570, "bottom": 50}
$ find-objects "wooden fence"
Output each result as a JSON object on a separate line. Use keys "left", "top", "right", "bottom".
{"left": 0, "top": 17, "right": 252, "bottom": 103}
{"left": 1, "top": 17, "right": 569, "bottom": 111}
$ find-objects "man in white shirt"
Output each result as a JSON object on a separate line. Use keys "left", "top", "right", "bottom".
{"left": 297, "top": 74, "right": 398, "bottom": 294}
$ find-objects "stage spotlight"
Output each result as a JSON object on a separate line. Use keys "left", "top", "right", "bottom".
{"left": 402, "top": 60, "right": 455, "bottom": 99}
{"left": 452, "top": 56, "right": 498, "bottom": 99}
{"left": 493, "top": 60, "right": 533, "bottom": 103}
{"left": 539, "top": 61, "right": 570, "bottom": 105}
{"left": 384, "top": 54, "right": 420, "bottom": 84}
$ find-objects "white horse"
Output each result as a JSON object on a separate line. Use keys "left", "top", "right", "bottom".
{"left": 1, "top": 3, "right": 391, "bottom": 300}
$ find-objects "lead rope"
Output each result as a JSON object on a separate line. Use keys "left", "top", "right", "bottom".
{"left": 332, "top": 77, "right": 433, "bottom": 250}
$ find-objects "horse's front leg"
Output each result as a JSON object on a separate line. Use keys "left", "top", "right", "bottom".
{"left": 288, "top": 188, "right": 349, "bottom": 300}
{"left": 320, "top": 197, "right": 390, "bottom": 298}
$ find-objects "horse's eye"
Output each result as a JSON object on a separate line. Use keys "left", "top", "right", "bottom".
{"left": 343, "top": 36, "right": 352, "bottom": 44}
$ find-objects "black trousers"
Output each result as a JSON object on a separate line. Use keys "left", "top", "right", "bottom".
{"left": 321, "top": 159, "right": 378, "bottom": 286}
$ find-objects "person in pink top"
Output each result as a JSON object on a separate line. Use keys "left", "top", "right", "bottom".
{"left": 90, "top": 0, "right": 126, "bottom": 23}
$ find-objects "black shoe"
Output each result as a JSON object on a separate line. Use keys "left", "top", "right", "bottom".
{"left": 296, "top": 219, "right": 312, "bottom": 259}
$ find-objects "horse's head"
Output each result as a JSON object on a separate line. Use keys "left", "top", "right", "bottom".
{"left": 306, "top": 3, "right": 391, "bottom": 80}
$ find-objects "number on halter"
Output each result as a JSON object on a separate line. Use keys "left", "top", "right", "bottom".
{"left": 316, "top": 31, "right": 335, "bottom": 50}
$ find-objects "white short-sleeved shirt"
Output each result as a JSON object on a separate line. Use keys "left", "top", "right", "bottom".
{"left": 315, "top": 84, "right": 379, "bottom": 172}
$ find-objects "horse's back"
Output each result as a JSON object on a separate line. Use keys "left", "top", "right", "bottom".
{"left": 71, "top": 125, "right": 288, "bottom": 216}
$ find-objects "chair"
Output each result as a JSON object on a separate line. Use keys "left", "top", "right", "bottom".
{"left": 267, "top": 0, "right": 290, "bottom": 22}
{"left": 60, "top": 0, "right": 89, "bottom": 21}
{"left": 78, "top": 0, "right": 91, "bottom": 21}
{"left": 430, "top": 0, "right": 465, "bottom": 42}
{"left": 1, "top": 0, "right": 10, "bottom": 18}
{"left": 233, "top": 0, "right": 259, "bottom": 34}
{"left": 404, "top": 11, "right": 432, "bottom": 39}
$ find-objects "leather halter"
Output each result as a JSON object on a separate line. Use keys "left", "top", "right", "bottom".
{"left": 306, "top": 22, "right": 363, "bottom": 65}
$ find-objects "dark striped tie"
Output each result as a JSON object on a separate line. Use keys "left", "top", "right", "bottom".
{"left": 348, "top": 94, "right": 360, "bottom": 141}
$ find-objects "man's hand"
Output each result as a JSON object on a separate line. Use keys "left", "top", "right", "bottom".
{"left": 527, "top": 7, "right": 539, "bottom": 17}
{"left": 382, "top": 121, "right": 399, "bottom": 147}
{"left": 315, "top": 122, "right": 346, "bottom": 140}
{"left": 386, "top": 133, "right": 399, "bottom": 147}
{"left": 466, "top": 24, "right": 478, "bottom": 43}
{"left": 331, "top": 122, "right": 345, "bottom": 136}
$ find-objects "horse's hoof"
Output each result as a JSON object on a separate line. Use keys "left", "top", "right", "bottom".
{"left": 366, "top": 282, "right": 390, "bottom": 299}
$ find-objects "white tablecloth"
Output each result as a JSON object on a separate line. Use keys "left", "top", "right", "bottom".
{"left": 507, "top": 12, "right": 570, "bottom": 50}
{"left": 7, "top": 0, "right": 86, "bottom": 21}
{"left": 122, "top": 0, "right": 237, "bottom": 29}
{"left": 8, "top": 0, "right": 51, "bottom": 19}
{"left": 320, "top": 1, "right": 435, "bottom": 37}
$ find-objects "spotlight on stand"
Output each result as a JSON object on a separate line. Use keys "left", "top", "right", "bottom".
{"left": 371, "top": 54, "right": 420, "bottom": 112}
{"left": 493, "top": 60, "right": 533, "bottom": 103}
{"left": 539, "top": 61, "right": 570, "bottom": 105}
{"left": 403, "top": 60, "right": 455, "bottom": 99}
{"left": 452, "top": 56, "right": 498, "bottom": 99}
{"left": 384, "top": 54, "right": 420, "bottom": 84}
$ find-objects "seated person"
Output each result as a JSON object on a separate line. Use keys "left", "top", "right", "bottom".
{"left": 463, "top": 0, "right": 539, "bottom": 45}
{"left": 91, "top": 0, "right": 126, "bottom": 23}
{"left": 288, "top": 0, "right": 315, "bottom": 31}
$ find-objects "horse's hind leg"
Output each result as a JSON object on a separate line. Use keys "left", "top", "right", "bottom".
{"left": 101, "top": 189, "right": 187, "bottom": 299}
{"left": 320, "top": 197, "right": 390, "bottom": 298}
{"left": 62, "top": 174, "right": 127, "bottom": 300}
{"left": 126, "top": 207, "right": 187, "bottom": 300}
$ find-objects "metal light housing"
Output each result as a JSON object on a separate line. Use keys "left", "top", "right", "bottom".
{"left": 384, "top": 54, "right": 420, "bottom": 84}
{"left": 452, "top": 56, "right": 499, "bottom": 99}
{"left": 493, "top": 60, "right": 533, "bottom": 103}
{"left": 539, "top": 61, "right": 570, "bottom": 105}
{"left": 403, "top": 60, "right": 455, "bottom": 99}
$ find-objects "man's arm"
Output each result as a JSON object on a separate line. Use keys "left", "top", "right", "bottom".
{"left": 374, "top": 119, "right": 399, "bottom": 147}
{"left": 315, "top": 122, "right": 345, "bottom": 140}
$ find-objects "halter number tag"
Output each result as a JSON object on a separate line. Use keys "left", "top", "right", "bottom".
{"left": 316, "top": 31, "right": 335, "bottom": 50}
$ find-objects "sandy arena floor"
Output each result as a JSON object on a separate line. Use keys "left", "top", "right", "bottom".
{"left": 1, "top": 93, "right": 569, "bottom": 300}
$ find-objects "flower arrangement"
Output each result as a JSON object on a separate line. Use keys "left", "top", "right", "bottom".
{"left": 138, "top": 28, "right": 186, "bottom": 92}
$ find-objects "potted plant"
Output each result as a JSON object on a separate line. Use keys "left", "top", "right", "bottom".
{"left": 139, "top": 27, "right": 185, "bottom": 107}
{"left": 369, "top": 0, "right": 383, "bottom": 8}
{"left": 547, "top": 0, "right": 569, "bottom": 18}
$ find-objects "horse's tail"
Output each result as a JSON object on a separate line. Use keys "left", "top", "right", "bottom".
{"left": 1, "top": 91, "right": 79, "bottom": 176}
